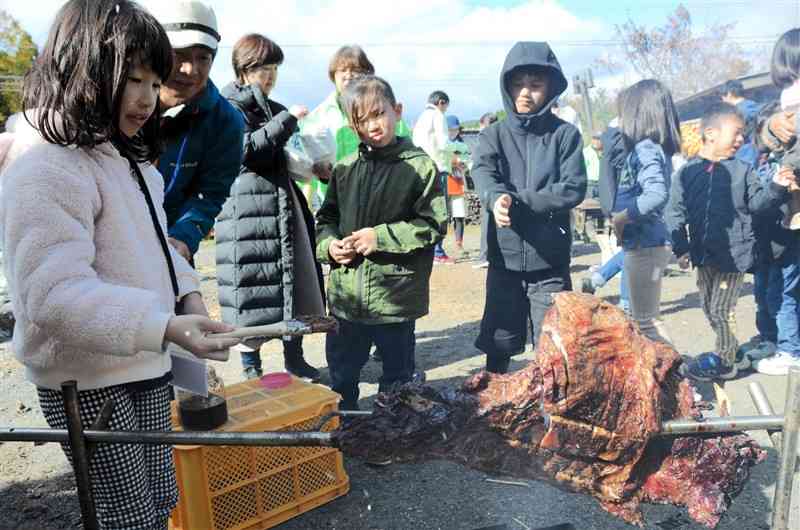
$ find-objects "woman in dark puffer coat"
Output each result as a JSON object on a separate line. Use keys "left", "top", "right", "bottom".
{"left": 217, "top": 33, "right": 324, "bottom": 380}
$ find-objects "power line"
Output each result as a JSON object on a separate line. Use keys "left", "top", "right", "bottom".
{"left": 212, "top": 34, "right": 785, "bottom": 50}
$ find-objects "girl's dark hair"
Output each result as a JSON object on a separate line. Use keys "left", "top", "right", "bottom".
{"left": 428, "top": 90, "right": 449, "bottom": 105}
{"left": 23, "top": 0, "right": 173, "bottom": 161}
{"left": 342, "top": 75, "right": 397, "bottom": 131}
{"left": 232, "top": 33, "right": 284, "bottom": 83}
{"left": 328, "top": 45, "right": 375, "bottom": 83}
{"left": 618, "top": 79, "right": 681, "bottom": 157}
{"left": 771, "top": 28, "right": 800, "bottom": 89}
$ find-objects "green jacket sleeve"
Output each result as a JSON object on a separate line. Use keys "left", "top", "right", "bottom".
{"left": 373, "top": 158, "right": 448, "bottom": 254}
{"left": 315, "top": 166, "right": 342, "bottom": 264}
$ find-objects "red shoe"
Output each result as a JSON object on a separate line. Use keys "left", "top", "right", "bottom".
{"left": 434, "top": 255, "right": 456, "bottom": 265}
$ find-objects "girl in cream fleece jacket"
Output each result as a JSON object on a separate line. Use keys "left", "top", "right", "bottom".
{"left": 0, "top": 2, "right": 239, "bottom": 527}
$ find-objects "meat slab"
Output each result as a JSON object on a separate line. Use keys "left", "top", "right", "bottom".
{"left": 334, "top": 292, "right": 765, "bottom": 527}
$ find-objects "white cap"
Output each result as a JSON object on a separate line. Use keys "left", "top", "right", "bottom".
{"left": 151, "top": 1, "right": 220, "bottom": 51}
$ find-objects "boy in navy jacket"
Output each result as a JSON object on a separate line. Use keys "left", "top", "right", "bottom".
{"left": 666, "top": 103, "right": 792, "bottom": 381}
{"left": 471, "top": 42, "right": 586, "bottom": 373}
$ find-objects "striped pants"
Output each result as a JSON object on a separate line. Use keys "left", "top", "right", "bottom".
{"left": 696, "top": 265, "right": 745, "bottom": 365}
{"left": 38, "top": 384, "right": 178, "bottom": 530}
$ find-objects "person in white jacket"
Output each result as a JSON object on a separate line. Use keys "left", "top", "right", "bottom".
{"left": 0, "top": 2, "right": 239, "bottom": 527}
{"left": 413, "top": 90, "right": 454, "bottom": 264}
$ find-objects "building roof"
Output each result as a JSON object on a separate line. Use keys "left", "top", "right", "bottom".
{"left": 675, "top": 72, "right": 779, "bottom": 121}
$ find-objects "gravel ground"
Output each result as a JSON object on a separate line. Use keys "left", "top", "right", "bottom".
{"left": 0, "top": 225, "right": 795, "bottom": 530}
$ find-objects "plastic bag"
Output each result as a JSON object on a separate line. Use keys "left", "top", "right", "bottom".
{"left": 296, "top": 112, "right": 337, "bottom": 166}
{"left": 285, "top": 133, "right": 315, "bottom": 182}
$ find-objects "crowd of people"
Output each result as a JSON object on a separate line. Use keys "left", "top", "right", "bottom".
{"left": 1, "top": 0, "right": 800, "bottom": 527}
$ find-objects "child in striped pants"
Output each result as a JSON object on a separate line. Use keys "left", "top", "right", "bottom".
{"left": 666, "top": 102, "right": 793, "bottom": 381}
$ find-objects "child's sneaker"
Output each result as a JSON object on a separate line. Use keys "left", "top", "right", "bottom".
{"left": 733, "top": 347, "right": 752, "bottom": 371}
{"left": 743, "top": 340, "right": 777, "bottom": 361}
{"left": 679, "top": 353, "right": 738, "bottom": 382}
{"left": 754, "top": 351, "right": 800, "bottom": 376}
{"left": 434, "top": 255, "right": 456, "bottom": 265}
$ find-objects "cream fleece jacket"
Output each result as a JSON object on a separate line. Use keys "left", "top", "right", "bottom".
{"left": 0, "top": 120, "right": 200, "bottom": 390}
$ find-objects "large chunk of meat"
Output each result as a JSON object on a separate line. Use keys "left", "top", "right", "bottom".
{"left": 334, "top": 293, "right": 765, "bottom": 527}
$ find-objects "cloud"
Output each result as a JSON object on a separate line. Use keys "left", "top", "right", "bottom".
{"left": 6, "top": 0, "right": 792, "bottom": 124}
{"left": 7, "top": 0, "right": 613, "bottom": 122}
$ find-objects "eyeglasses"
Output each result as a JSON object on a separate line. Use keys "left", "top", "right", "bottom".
{"left": 336, "top": 68, "right": 367, "bottom": 76}
{"left": 248, "top": 64, "right": 278, "bottom": 74}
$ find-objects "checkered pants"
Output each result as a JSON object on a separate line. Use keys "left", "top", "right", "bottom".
{"left": 38, "top": 384, "right": 178, "bottom": 530}
{"left": 696, "top": 265, "right": 746, "bottom": 365}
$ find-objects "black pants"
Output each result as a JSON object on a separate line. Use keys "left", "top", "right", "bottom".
{"left": 475, "top": 265, "right": 571, "bottom": 359}
{"left": 453, "top": 218, "right": 465, "bottom": 243}
{"left": 326, "top": 319, "right": 416, "bottom": 410}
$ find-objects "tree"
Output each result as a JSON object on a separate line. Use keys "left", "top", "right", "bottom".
{"left": 0, "top": 10, "right": 37, "bottom": 127}
{"left": 565, "top": 87, "right": 619, "bottom": 138}
{"left": 598, "top": 5, "right": 752, "bottom": 100}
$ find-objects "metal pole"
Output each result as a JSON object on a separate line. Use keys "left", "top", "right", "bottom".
{"left": 580, "top": 81, "right": 595, "bottom": 135}
{"left": 659, "top": 415, "right": 784, "bottom": 435}
{"left": 772, "top": 367, "right": 800, "bottom": 530}
{"left": 0, "top": 427, "right": 336, "bottom": 447}
{"left": 748, "top": 382, "right": 783, "bottom": 449}
{"left": 62, "top": 381, "right": 99, "bottom": 530}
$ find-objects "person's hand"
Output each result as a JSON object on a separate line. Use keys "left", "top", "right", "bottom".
{"left": 165, "top": 315, "right": 239, "bottom": 361}
{"left": 289, "top": 105, "right": 309, "bottom": 119}
{"left": 168, "top": 237, "right": 192, "bottom": 262}
{"left": 179, "top": 292, "right": 208, "bottom": 317}
{"left": 493, "top": 194, "right": 512, "bottom": 227}
{"left": 611, "top": 210, "right": 630, "bottom": 240}
{"left": 770, "top": 111, "right": 796, "bottom": 144}
{"left": 678, "top": 253, "right": 691, "bottom": 270}
{"left": 774, "top": 166, "right": 797, "bottom": 189}
{"left": 328, "top": 238, "right": 358, "bottom": 265}
{"left": 345, "top": 227, "right": 378, "bottom": 256}
{"left": 312, "top": 162, "right": 333, "bottom": 182}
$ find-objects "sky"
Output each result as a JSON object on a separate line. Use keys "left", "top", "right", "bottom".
{"left": 4, "top": 0, "right": 800, "bottom": 125}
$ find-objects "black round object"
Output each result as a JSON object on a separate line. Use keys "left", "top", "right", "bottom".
{"left": 178, "top": 393, "right": 228, "bottom": 431}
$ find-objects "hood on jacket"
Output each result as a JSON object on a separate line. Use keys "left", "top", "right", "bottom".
{"left": 221, "top": 81, "right": 271, "bottom": 114}
{"left": 500, "top": 42, "right": 568, "bottom": 130}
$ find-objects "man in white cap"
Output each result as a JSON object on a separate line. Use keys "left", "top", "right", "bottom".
{"left": 150, "top": 0, "right": 244, "bottom": 263}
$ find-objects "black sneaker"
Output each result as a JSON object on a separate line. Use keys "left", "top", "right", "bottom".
{"left": 486, "top": 355, "right": 510, "bottom": 374}
{"left": 580, "top": 277, "right": 596, "bottom": 295}
{"left": 285, "top": 357, "right": 321, "bottom": 382}
{"left": 242, "top": 366, "right": 263, "bottom": 380}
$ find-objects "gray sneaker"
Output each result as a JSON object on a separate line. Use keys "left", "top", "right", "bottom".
{"left": 744, "top": 341, "right": 777, "bottom": 361}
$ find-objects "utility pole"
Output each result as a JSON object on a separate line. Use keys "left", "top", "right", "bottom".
{"left": 573, "top": 68, "right": 595, "bottom": 135}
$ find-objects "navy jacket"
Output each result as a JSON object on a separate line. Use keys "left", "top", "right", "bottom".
{"left": 665, "top": 157, "right": 787, "bottom": 273}
{"left": 753, "top": 160, "right": 798, "bottom": 265}
{"left": 472, "top": 42, "right": 586, "bottom": 272}
{"left": 158, "top": 80, "right": 244, "bottom": 254}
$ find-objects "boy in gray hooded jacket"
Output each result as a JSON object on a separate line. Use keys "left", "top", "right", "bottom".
{"left": 472, "top": 42, "right": 587, "bottom": 373}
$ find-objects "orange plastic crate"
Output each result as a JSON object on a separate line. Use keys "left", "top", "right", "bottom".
{"left": 169, "top": 377, "right": 349, "bottom": 530}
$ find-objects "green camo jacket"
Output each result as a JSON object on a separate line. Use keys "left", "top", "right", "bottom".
{"left": 315, "top": 137, "right": 448, "bottom": 324}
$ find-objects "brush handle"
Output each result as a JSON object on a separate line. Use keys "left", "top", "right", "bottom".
{"left": 208, "top": 321, "right": 312, "bottom": 340}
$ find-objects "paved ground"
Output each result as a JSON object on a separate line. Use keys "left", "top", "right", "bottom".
{"left": 1, "top": 224, "right": 797, "bottom": 529}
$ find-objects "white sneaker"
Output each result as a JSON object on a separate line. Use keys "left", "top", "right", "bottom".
{"left": 472, "top": 261, "right": 489, "bottom": 269}
{"left": 754, "top": 351, "right": 800, "bottom": 376}
{"left": 745, "top": 341, "right": 777, "bottom": 361}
